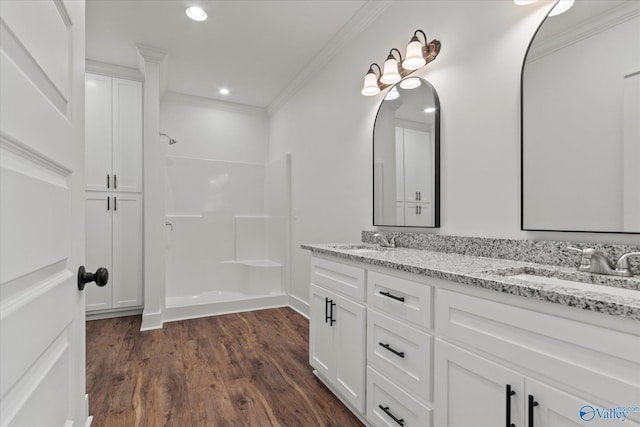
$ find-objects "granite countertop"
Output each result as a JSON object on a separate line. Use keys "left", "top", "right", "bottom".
{"left": 301, "top": 243, "right": 640, "bottom": 320}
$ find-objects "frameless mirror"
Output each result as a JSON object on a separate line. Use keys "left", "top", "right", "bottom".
{"left": 522, "top": 1, "right": 640, "bottom": 233}
{"left": 373, "top": 77, "right": 440, "bottom": 227}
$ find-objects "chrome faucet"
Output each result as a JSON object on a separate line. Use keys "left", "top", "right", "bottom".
{"left": 567, "top": 247, "right": 639, "bottom": 277}
{"left": 373, "top": 233, "right": 396, "bottom": 248}
{"left": 614, "top": 252, "right": 640, "bottom": 277}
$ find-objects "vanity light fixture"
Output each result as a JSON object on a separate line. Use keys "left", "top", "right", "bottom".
{"left": 513, "top": 0, "right": 574, "bottom": 16}
{"left": 186, "top": 6, "right": 207, "bottom": 21}
{"left": 385, "top": 86, "right": 400, "bottom": 101}
{"left": 400, "top": 77, "right": 422, "bottom": 90}
{"left": 361, "top": 30, "right": 440, "bottom": 97}
{"left": 548, "top": 0, "right": 574, "bottom": 16}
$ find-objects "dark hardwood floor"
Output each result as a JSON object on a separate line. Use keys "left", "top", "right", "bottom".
{"left": 86, "top": 307, "right": 364, "bottom": 427}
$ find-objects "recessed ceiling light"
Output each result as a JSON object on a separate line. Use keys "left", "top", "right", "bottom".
{"left": 186, "top": 6, "right": 207, "bottom": 21}
{"left": 424, "top": 107, "right": 436, "bottom": 113}
{"left": 219, "top": 88, "right": 230, "bottom": 95}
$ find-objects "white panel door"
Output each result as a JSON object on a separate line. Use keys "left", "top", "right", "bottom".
{"left": 403, "top": 128, "right": 433, "bottom": 203}
{"left": 434, "top": 340, "right": 525, "bottom": 427}
{"left": 85, "top": 73, "right": 112, "bottom": 192}
{"left": 85, "top": 194, "right": 112, "bottom": 311}
{"left": 112, "top": 193, "right": 143, "bottom": 308}
{"left": 309, "top": 284, "right": 334, "bottom": 380}
{"left": 111, "top": 78, "right": 142, "bottom": 193}
{"left": 0, "top": 1, "right": 89, "bottom": 426}
{"left": 526, "top": 378, "right": 640, "bottom": 427}
{"left": 333, "top": 291, "right": 365, "bottom": 413}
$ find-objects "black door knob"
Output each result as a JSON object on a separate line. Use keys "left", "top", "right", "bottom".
{"left": 77, "top": 266, "right": 109, "bottom": 291}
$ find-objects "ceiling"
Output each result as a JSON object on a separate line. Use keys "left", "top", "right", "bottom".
{"left": 86, "top": 0, "right": 367, "bottom": 109}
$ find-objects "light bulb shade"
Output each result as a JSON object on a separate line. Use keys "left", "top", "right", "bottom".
{"left": 548, "top": 0, "right": 574, "bottom": 16}
{"left": 185, "top": 6, "right": 207, "bottom": 21}
{"left": 514, "top": 0, "right": 538, "bottom": 5}
{"left": 400, "top": 78, "right": 421, "bottom": 90}
{"left": 403, "top": 39, "right": 426, "bottom": 70}
{"left": 361, "top": 71, "right": 380, "bottom": 96}
{"left": 385, "top": 87, "right": 400, "bottom": 100}
{"left": 381, "top": 57, "right": 401, "bottom": 84}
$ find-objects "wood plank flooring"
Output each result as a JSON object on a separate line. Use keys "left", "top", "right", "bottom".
{"left": 86, "top": 307, "right": 364, "bottom": 427}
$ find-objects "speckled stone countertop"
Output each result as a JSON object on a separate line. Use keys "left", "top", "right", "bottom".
{"left": 301, "top": 243, "right": 640, "bottom": 320}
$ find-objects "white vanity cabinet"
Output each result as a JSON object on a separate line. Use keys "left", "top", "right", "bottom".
{"left": 309, "top": 257, "right": 366, "bottom": 413}
{"left": 434, "top": 288, "right": 640, "bottom": 427}
{"left": 307, "top": 251, "right": 640, "bottom": 427}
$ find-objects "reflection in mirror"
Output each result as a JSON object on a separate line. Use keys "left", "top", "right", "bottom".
{"left": 373, "top": 77, "right": 440, "bottom": 227}
{"left": 522, "top": 1, "right": 640, "bottom": 233}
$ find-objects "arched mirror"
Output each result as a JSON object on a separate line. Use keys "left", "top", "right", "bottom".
{"left": 522, "top": 1, "right": 640, "bottom": 233}
{"left": 373, "top": 77, "right": 440, "bottom": 227}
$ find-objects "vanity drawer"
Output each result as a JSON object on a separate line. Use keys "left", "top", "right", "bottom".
{"left": 311, "top": 257, "right": 365, "bottom": 301}
{"left": 367, "top": 271, "right": 433, "bottom": 329}
{"left": 367, "top": 366, "right": 432, "bottom": 427}
{"left": 367, "top": 309, "right": 432, "bottom": 403}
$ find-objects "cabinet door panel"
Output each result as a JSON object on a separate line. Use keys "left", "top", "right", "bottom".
{"left": 85, "top": 74, "right": 112, "bottom": 192}
{"left": 402, "top": 128, "right": 433, "bottom": 203}
{"left": 85, "top": 194, "right": 112, "bottom": 311}
{"left": 434, "top": 339, "right": 525, "bottom": 427}
{"left": 333, "top": 292, "right": 366, "bottom": 413}
{"left": 526, "top": 378, "right": 640, "bottom": 427}
{"left": 111, "top": 194, "right": 143, "bottom": 308}
{"left": 309, "top": 284, "right": 334, "bottom": 379}
{"left": 111, "top": 78, "right": 142, "bottom": 192}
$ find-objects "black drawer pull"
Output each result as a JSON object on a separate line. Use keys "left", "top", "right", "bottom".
{"left": 379, "top": 342, "right": 405, "bottom": 358}
{"left": 528, "top": 395, "right": 539, "bottom": 427}
{"left": 380, "top": 291, "right": 405, "bottom": 302}
{"left": 506, "top": 384, "right": 516, "bottom": 427}
{"left": 379, "top": 405, "right": 404, "bottom": 426}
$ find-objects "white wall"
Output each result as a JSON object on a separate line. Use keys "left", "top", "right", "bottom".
{"left": 268, "top": 0, "right": 640, "bottom": 315}
{"left": 160, "top": 92, "right": 269, "bottom": 163}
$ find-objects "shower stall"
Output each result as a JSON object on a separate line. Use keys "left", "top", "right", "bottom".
{"left": 163, "top": 153, "right": 291, "bottom": 321}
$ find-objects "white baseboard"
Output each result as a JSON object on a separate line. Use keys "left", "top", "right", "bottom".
{"left": 86, "top": 307, "right": 143, "bottom": 321}
{"left": 288, "top": 294, "right": 309, "bottom": 319}
{"left": 140, "top": 309, "right": 163, "bottom": 331}
{"left": 162, "top": 294, "right": 289, "bottom": 324}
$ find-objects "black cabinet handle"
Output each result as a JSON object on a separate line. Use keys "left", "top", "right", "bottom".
{"left": 107, "top": 197, "right": 110, "bottom": 211}
{"left": 379, "top": 342, "right": 405, "bottom": 358}
{"left": 528, "top": 395, "right": 539, "bottom": 427}
{"left": 114, "top": 196, "right": 117, "bottom": 211}
{"left": 77, "top": 266, "right": 108, "bottom": 291}
{"left": 379, "top": 405, "right": 404, "bottom": 426}
{"left": 380, "top": 291, "right": 405, "bottom": 302}
{"left": 325, "top": 297, "right": 330, "bottom": 324}
{"left": 329, "top": 300, "right": 336, "bottom": 325}
{"left": 107, "top": 174, "right": 110, "bottom": 189}
{"left": 506, "top": 384, "right": 516, "bottom": 427}
{"left": 114, "top": 174, "right": 117, "bottom": 189}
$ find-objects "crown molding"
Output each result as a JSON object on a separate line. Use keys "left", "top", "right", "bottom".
{"left": 162, "top": 91, "right": 268, "bottom": 117}
{"left": 85, "top": 59, "right": 143, "bottom": 81}
{"left": 267, "top": 0, "right": 394, "bottom": 115}
{"left": 527, "top": 1, "right": 640, "bottom": 62}
{"left": 135, "top": 44, "right": 169, "bottom": 95}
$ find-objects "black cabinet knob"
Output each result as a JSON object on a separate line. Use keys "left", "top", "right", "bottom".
{"left": 77, "top": 266, "right": 109, "bottom": 291}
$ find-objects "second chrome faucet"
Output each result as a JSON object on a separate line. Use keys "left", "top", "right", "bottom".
{"left": 567, "top": 247, "right": 640, "bottom": 277}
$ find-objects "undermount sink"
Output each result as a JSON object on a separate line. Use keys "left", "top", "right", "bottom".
{"left": 506, "top": 273, "right": 639, "bottom": 298}
{"left": 329, "top": 244, "right": 389, "bottom": 254}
